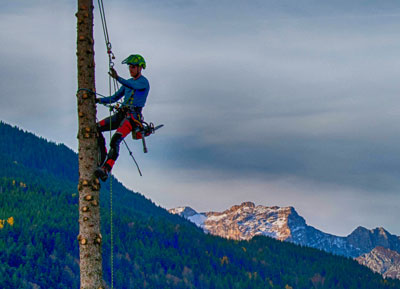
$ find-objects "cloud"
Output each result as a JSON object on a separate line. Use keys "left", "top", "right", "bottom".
{"left": 97, "top": 1, "right": 400, "bottom": 196}
{"left": 2, "top": 0, "right": 400, "bottom": 235}
{"left": 0, "top": 3, "right": 77, "bottom": 146}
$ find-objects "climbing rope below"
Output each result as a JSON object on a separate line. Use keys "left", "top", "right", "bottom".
{"left": 97, "top": 0, "right": 116, "bottom": 287}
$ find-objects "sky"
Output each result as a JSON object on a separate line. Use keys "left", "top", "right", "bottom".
{"left": 1, "top": 0, "right": 400, "bottom": 236}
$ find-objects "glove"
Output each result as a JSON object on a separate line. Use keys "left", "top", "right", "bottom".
{"left": 95, "top": 98, "right": 100, "bottom": 104}
{"left": 108, "top": 68, "right": 118, "bottom": 79}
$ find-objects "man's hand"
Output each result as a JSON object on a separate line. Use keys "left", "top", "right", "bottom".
{"left": 95, "top": 98, "right": 100, "bottom": 104}
{"left": 108, "top": 68, "right": 118, "bottom": 79}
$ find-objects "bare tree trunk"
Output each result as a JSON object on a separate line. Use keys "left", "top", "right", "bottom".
{"left": 76, "top": 0, "right": 104, "bottom": 287}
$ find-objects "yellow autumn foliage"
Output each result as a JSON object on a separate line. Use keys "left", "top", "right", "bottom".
{"left": 247, "top": 272, "right": 258, "bottom": 280}
{"left": 0, "top": 217, "right": 15, "bottom": 228}
{"left": 220, "top": 256, "right": 229, "bottom": 266}
{"left": 7, "top": 217, "right": 14, "bottom": 226}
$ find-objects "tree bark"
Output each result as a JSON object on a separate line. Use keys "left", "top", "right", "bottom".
{"left": 76, "top": 0, "right": 104, "bottom": 288}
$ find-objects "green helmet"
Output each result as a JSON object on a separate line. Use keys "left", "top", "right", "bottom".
{"left": 122, "top": 54, "right": 146, "bottom": 69}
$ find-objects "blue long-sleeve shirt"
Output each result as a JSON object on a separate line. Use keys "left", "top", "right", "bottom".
{"left": 99, "top": 75, "right": 150, "bottom": 109}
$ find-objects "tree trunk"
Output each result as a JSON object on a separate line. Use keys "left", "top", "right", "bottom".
{"left": 76, "top": 0, "right": 104, "bottom": 288}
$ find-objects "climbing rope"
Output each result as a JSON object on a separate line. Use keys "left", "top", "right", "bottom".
{"left": 123, "top": 139, "right": 143, "bottom": 176}
{"left": 97, "top": 0, "right": 115, "bottom": 69}
{"left": 97, "top": 0, "right": 115, "bottom": 287}
{"left": 77, "top": 88, "right": 107, "bottom": 98}
{"left": 108, "top": 82, "right": 115, "bottom": 289}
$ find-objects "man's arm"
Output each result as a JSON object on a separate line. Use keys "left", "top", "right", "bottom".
{"left": 108, "top": 67, "right": 148, "bottom": 90}
{"left": 116, "top": 76, "right": 148, "bottom": 90}
{"left": 98, "top": 86, "right": 124, "bottom": 104}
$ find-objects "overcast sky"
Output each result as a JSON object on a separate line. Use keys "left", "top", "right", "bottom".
{"left": 1, "top": 0, "right": 400, "bottom": 236}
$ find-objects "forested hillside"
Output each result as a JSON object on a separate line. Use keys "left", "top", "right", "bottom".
{"left": 1, "top": 121, "right": 399, "bottom": 289}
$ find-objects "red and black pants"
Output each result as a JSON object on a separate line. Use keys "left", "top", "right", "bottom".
{"left": 97, "top": 107, "right": 142, "bottom": 171}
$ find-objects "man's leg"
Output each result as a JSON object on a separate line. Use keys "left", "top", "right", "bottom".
{"left": 95, "top": 117, "right": 135, "bottom": 181}
{"left": 96, "top": 112, "right": 124, "bottom": 166}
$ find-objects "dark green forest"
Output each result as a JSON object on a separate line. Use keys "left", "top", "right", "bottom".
{"left": 1, "top": 121, "right": 399, "bottom": 289}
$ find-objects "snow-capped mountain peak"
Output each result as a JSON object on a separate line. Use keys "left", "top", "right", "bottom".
{"left": 168, "top": 206, "right": 207, "bottom": 228}
{"left": 169, "top": 206, "right": 198, "bottom": 218}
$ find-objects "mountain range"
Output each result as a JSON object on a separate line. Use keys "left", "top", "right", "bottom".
{"left": 170, "top": 202, "right": 400, "bottom": 278}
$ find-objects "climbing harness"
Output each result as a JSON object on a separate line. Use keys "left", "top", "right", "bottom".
{"left": 100, "top": 104, "right": 164, "bottom": 158}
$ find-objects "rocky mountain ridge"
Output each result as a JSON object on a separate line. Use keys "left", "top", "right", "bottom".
{"left": 170, "top": 202, "right": 400, "bottom": 279}
{"left": 169, "top": 202, "right": 400, "bottom": 259}
{"left": 356, "top": 247, "right": 400, "bottom": 279}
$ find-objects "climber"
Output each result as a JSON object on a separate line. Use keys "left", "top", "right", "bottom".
{"left": 95, "top": 54, "right": 150, "bottom": 181}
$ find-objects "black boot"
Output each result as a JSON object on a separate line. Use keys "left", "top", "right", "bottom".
{"left": 97, "top": 132, "right": 107, "bottom": 167}
{"left": 95, "top": 166, "right": 109, "bottom": 182}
